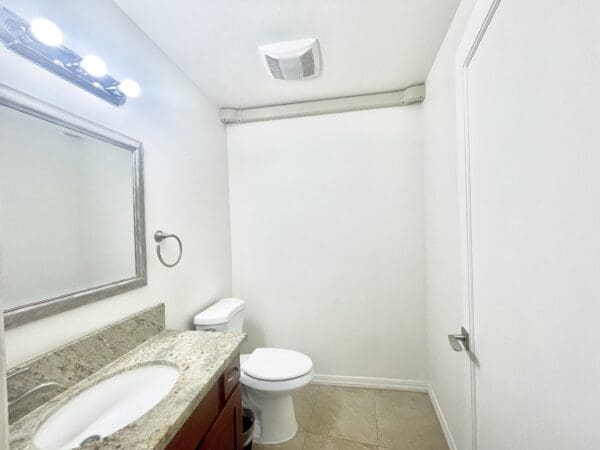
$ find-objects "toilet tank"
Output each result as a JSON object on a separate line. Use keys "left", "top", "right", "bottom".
{"left": 194, "top": 298, "right": 245, "bottom": 332}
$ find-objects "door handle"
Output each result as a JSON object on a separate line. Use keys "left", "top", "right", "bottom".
{"left": 448, "top": 327, "right": 470, "bottom": 352}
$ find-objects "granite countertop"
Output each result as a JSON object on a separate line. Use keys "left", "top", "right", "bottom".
{"left": 9, "top": 330, "right": 245, "bottom": 449}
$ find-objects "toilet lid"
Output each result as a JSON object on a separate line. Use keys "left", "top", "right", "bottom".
{"left": 242, "top": 348, "right": 313, "bottom": 381}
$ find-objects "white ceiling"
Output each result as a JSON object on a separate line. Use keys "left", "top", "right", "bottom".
{"left": 115, "top": 0, "right": 460, "bottom": 109}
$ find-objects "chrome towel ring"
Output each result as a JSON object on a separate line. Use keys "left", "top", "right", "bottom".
{"left": 154, "top": 230, "right": 183, "bottom": 268}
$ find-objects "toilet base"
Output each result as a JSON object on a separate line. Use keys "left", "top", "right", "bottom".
{"left": 242, "top": 386, "right": 298, "bottom": 444}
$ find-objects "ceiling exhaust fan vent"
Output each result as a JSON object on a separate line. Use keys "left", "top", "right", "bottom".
{"left": 259, "top": 38, "right": 321, "bottom": 80}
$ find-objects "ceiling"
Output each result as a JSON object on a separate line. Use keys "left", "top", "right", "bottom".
{"left": 115, "top": 0, "right": 460, "bottom": 109}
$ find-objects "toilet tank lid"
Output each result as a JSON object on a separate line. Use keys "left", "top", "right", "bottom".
{"left": 194, "top": 298, "right": 245, "bottom": 326}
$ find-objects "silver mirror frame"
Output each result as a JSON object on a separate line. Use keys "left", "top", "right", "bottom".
{"left": 0, "top": 84, "right": 147, "bottom": 329}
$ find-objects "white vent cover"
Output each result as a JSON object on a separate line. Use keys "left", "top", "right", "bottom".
{"left": 259, "top": 38, "right": 321, "bottom": 80}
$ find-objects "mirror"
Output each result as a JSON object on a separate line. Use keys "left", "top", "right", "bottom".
{"left": 0, "top": 85, "right": 146, "bottom": 328}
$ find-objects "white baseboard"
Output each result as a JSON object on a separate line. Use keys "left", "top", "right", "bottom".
{"left": 312, "top": 374, "right": 427, "bottom": 392}
{"left": 428, "top": 384, "right": 457, "bottom": 450}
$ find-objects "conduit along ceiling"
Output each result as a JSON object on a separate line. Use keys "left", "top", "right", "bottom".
{"left": 115, "top": 0, "right": 461, "bottom": 109}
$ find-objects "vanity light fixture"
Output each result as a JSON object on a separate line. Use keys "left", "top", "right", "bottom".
{"left": 118, "top": 78, "right": 141, "bottom": 98}
{"left": 0, "top": 6, "right": 140, "bottom": 106}
{"left": 80, "top": 54, "right": 108, "bottom": 78}
{"left": 29, "top": 18, "right": 63, "bottom": 47}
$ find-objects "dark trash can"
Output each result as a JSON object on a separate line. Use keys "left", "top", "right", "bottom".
{"left": 242, "top": 407, "right": 255, "bottom": 450}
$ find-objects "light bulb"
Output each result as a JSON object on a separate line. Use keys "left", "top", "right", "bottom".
{"left": 118, "top": 79, "right": 141, "bottom": 97}
{"left": 80, "top": 55, "right": 108, "bottom": 78}
{"left": 30, "top": 18, "right": 63, "bottom": 47}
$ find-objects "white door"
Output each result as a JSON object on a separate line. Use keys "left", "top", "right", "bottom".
{"left": 456, "top": 1, "right": 600, "bottom": 449}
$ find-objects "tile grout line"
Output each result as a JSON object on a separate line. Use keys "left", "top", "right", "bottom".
{"left": 317, "top": 384, "right": 380, "bottom": 448}
{"left": 298, "top": 431, "right": 307, "bottom": 450}
{"left": 302, "top": 384, "right": 322, "bottom": 449}
{"left": 300, "top": 385, "right": 445, "bottom": 450}
{"left": 374, "top": 390, "right": 381, "bottom": 448}
{"left": 323, "top": 435, "right": 380, "bottom": 449}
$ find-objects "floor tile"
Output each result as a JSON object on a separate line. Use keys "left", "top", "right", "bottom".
{"left": 293, "top": 384, "right": 319, "bottom": 431}
{"left": 253, "top": 430, "right": 306, "bottom": 450}
{"left": 375, "top": 390, "right": 448, "bottom": 450}
{"left": 303, "top": 433, "right": 378, "bottom": 450}
{"left": 307, "top": 386, "right": 378, "bottom": 446}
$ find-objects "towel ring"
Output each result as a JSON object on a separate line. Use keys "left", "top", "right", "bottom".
{"left": 154, "top": 230, "right": 183, "bottom": 268}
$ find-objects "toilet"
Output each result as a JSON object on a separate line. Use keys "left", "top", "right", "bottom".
{"left": 194, "top": 298, "right": 314, "bottom": 444}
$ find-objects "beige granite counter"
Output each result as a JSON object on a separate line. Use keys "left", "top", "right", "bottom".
{"left": 8, "top": 305, "right": 166, "bottom": 424}
{"left": 9, "top": 330, "right": 245, "bottom": 449}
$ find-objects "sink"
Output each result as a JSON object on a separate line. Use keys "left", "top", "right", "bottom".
{"left": 33, "top": 364, "right": 179, "bottom": 450}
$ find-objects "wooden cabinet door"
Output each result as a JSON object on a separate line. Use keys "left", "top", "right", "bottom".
{"left": 165, "top": 383, "right": 220, "bottom": 450}
{"left": 199, "top": 384, "right": 243, "bottom": 450}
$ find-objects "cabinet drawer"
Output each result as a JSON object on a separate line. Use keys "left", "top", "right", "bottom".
{"left": 223, "top": 356, "right": 240, "bottom": 402}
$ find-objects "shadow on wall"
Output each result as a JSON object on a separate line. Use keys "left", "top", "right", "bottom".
{"left": 242, "top": 316, "right": 266, "bottom": 353}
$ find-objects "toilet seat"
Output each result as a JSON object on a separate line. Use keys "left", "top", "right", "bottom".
{"left": 240, "top": 369, "right": 314, "bottom": 392}
{"left": 243, "top": 348, "right": 312, "bottom": 381}
{"left": 240, "top": 349, "right": 314, "bottom": 392}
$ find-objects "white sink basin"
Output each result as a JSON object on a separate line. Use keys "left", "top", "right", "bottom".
{"left": 34, "top": 364, "right": 179, "bottom": 450}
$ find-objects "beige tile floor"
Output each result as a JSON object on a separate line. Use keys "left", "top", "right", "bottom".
{"left": 253, "top": 385, "right": 448, "bottom": 450}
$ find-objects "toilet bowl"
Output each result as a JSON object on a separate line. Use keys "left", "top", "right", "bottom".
{"left": 240, "top": 349, "right": 313, "bottom": 444}
{"left": 194, "top": 298, "right": 313, "bottom": 444}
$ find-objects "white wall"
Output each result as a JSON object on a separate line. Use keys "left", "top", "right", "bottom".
{"left": 227, "top": 107, "right": 426, "bottom": 381}
{"left": 1, "top": 0, "right": 232, "bottom": 368}
{"left": 422, "top": 0, "right": 475, "bottom": 448}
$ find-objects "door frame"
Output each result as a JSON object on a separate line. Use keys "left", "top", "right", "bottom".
{"left": 455, "top": 1, "right": 504, "bottom": 449}
{"left": 0, "top": 297, "right": 6, "bottom": 447}
{"left": 0, "top": 178, "right": 7, "bottom": 447}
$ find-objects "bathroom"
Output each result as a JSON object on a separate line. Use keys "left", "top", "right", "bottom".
{"left": 0, "top": 0, "right": 598, "bottom": 449}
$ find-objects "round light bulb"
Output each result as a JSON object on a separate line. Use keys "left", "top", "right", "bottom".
{"left": 30, "top": 18, "right": 63, "bottom": 47}
{"left": 118, "top": 79, "right": 141, "bottom": 98}
{"left": 80, "top": 55, "right": 108, "bottom": 78}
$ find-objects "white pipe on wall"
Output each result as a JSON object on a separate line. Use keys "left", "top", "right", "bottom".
{"left": 220, "top": 84, "right": 425, "bottom": 124}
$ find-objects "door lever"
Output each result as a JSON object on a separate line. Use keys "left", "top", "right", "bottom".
{"left": 448, "top": 327, "right": 469, "bottom": 352}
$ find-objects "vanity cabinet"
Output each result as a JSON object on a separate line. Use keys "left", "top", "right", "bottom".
{"left": 166, "top": 355, "right": 243, "bottom": 450}
{"left": 199, "top": 385, "right": 243, "bottom": 450}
